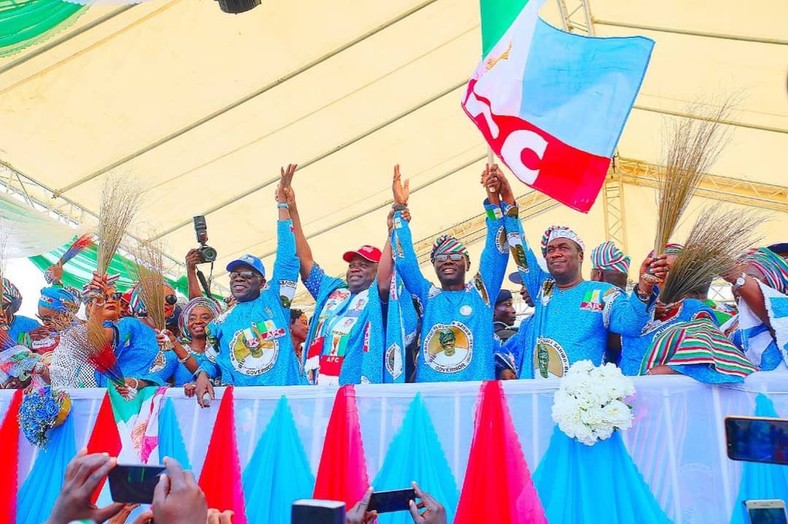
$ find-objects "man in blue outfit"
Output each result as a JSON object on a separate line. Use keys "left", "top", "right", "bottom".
{"left": 589, "top": 241, "right": 631, "bottom": 366}
{"left": 282, "top": 166, "right": 396, "bottom": 385}
{"left": 502, "top": 179, "right": 668, "bottom": 378}
{"left": 391, "top": 164, "right": 510, "bottom": 382}
{"left": 194, "top": 165, "right": 303, "bottom": 405}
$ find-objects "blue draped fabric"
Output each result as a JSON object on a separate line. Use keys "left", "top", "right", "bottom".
{"left": 534, "top": 428, "right": 670, "bottom": 523}
{"left": 16, "top": 414, "right": 77, "bottom": 524}
{"left": 158, "top": 398, "right": 191, "bottom": 470}
{"left": 372, "top": 394, "right": 459, "bottom": 524}
{"left": 729, "top": 394, "right": 788, "bottom": 524}
{"left": 242, "top": 396, "right": 315, "bottom": 524}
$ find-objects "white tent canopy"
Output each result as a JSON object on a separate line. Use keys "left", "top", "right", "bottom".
{"left": 0, "top": 0, "right": 785, "bottom": 303}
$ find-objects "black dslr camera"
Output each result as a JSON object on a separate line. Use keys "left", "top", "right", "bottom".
{"left": 193, "top": 216, "right": 218, "bottom": 264}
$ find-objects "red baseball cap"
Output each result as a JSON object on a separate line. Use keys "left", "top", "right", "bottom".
{"left": 342, "top": 245, "right": 382, "bottom": 264}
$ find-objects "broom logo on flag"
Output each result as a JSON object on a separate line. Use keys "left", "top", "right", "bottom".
{"left": 463, "top": 0, "right": 654, "bottom": 213}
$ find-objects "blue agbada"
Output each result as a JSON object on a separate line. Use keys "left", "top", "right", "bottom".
{"left": 95, "top": 317, "right": 172, "bottom": 387}
{"left": 199, "top": 220, "right": 304, "bottom": 386}
{"left": 620, "top": 298, "right": 717, "bottom": 376}
{"left": 302, "top": 264, "right": 385, "bottom": 384}
{"left": 502, "top": 205, "right": 650, "bottom": 378}
{"left": 392, "top": 201, "right": 507, "bottom": 382}
{"left": 382, "top": 270, "right": 419, "bottom": 383}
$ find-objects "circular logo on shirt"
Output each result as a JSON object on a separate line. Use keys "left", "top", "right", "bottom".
{"left": 148, "top": 350, "right": 167, "bottom": 373}
{"left": 460, "top": 305, "right": 473, "bottom": 316}
{"left": 229, "top": 328, "right": 279, "bottom": 376}
{"left": 423, "top": 322, "right": 473, "bottom": 374}
{"left": 386, "top": 343, "right": 403, "bottom": 379}
{"left": 533, "top": 337, "right": 569, "bottom": 379}
{"left": 495, "top": 225, "right": 507, "bottom": 254}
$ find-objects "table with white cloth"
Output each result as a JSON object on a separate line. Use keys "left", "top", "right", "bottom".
{"left": 2, "top": 373, "right": 786, "bottom": 524}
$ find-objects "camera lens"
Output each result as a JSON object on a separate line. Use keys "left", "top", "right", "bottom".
{"left": 199, "top": 246, "right": 218, "bottom": 263}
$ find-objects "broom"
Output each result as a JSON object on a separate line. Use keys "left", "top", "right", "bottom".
{"left": 68, "top": 317, "right": 129, "bottom": 396}
{"left": 658, "top": 206, "right": 765, "bottom": 306}
{"left": 132, "top": 240, "right": 167, "bottom": 332}
{"left": 652, "top": 101, "right": 733, "bottom": 260}
{"left": 96, "top": 176, "right": 141, "bottom": 277}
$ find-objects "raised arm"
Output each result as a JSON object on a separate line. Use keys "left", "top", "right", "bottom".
{"left": 475, "top": 165, "right": 509, "bottom": 302}
{"left": 391, "top": 208, "right": 431, "bottom": 304}
{"left": 723, "top": 271, "right": 770, "bottom": 328}
{"left": 378, "top": 165, "right": 411, "bottom": 301}
{"left": 281, "top": 164, "right": 316, "bottom": 282}
{"left": 497, "top": 178, "right": 550, "bottom": 301}
{"left": 184, "top": 249, "right": 203, "bottom": 299}
{"left": 271, "top": 169, "right": 299, "bottom": 305}
{"left": 604, "top": 254, "right": 665, "bottom": 336}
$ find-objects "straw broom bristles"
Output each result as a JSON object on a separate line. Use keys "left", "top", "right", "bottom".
{"left": 132, "top": 240, "right": 167, "bottom": 331}
{"left": 97, "top": 176, "right": 141, "bottom": 275}
{"left": 70, "top": 317, "right": 126, "bottom": 388}
{"left": 658, "top": 206, "right": 765, "bottom": 305}
{"left": 652, "top": 101, "right": 733, "bottom": 256}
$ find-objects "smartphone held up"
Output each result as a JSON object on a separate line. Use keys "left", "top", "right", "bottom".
{"left": 108, "top": 464, "right": 166, "bottom": 504}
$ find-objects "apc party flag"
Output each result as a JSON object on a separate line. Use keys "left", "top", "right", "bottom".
{"left": 463, "top": 0, "right": 654, "bottom": 212}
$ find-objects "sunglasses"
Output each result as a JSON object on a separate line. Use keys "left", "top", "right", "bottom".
{"left": 434, "top": 253, "right": 465, "bottom": 263}
{"left": 90, "top": 292, "right": 123, "bottom": 306}
{"left": 229, "top": 270, "right": 259, "bottom": 281}
{"left": 36, "top": 314, "right": 55, "bottom": 323}
{"left": 165, "top": 294, "right": 178, "bottom": 306}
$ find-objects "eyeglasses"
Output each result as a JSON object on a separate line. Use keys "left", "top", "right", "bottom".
{"left": 434, "top": 253, "right": 464, "bottom": 263}
{"left": 36, "top": 314, "right": 55, "bottom": 323}
{"left": 165, "top": 294, "right": 178, "bottom": 306}
{"left": 89, "top": 292, "right": 123, "bottom": 306}
{"left": 229, "top": 270, "right": 258, "bottom": 281}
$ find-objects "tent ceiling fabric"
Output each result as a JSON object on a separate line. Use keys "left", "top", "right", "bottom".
{"left": 0, "top": 0, "right": 785, "bottom": 301}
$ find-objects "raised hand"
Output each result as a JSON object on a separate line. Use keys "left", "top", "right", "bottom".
{"left": 45, "top": 451, "right": 125, "bottom": 524}
{"left": 132, "top": 457, "right": 208, "bottom": 524}
{"left": 347, "top": 487, "right": 378, "bottom": 524}
{"left": 481, "top": 164, "right": 501, "bottom": 205}
{"left": 393, "top": 164, "right": 410, "bottom": 206}
{"left": 280, "top": 163, "right": 297, "bottom": 189}
{"left": 492, "top": 165, "right": 515, "bottom": 205}
{"left": 636, "top": 254, "right": 668, "bottom": 299}
{"left": 185, "top": 249, "right": 202, "bottom": 271}
{"left": 408, "top": 482, "right": 447, "bottom": 524}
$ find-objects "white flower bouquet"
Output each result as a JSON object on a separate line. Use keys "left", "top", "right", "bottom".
{"left": 551, "top": 360, "right": 635, "bottom": 446}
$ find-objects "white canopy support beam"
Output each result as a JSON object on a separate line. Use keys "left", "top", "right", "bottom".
{"left": 602, "top": 164, "right": 629, "bottom": 254}
{"left": 555, "top": 0, "right": 596, "bottom": 35}
{"left": 53, "top": 0, "right": 443, "bottom": 198}
{"left": 594, "top": 19, "right": 788, "bottom": 46}
{"left": 0, "top": 160, "right": 185, "bottom": 269}
{"left": 615, "top": 158, "right": 788, "bottom": 213}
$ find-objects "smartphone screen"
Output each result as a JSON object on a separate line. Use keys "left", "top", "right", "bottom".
{"left": 747, "top": 505, "right": 788, "bottom": 524}
{"left": 725, "top": 416, "right": 788, "bottom": 465}
{"left": 367, "top": 488, "right": 417, "bottom": 513}
{"left": 108, "top": 464, "right": 166, "bottom": 504}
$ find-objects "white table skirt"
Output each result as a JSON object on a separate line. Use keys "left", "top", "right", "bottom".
{"left": 2, "top": 373, "right": 786, "bottom": 523}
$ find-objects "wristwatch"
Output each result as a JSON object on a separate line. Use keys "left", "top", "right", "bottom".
{"left": 733, "top": 273, "right": 748, "bottom": 289}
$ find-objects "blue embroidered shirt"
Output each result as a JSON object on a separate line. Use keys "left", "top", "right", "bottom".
{"left": 502, "top": 203, "right": 650, "bottom": 378}
{"left": 392, "top": 200, "right": 508, "bottom": 382}
{"left": 199, "top": 219, "right": 303, "bottom": 386}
